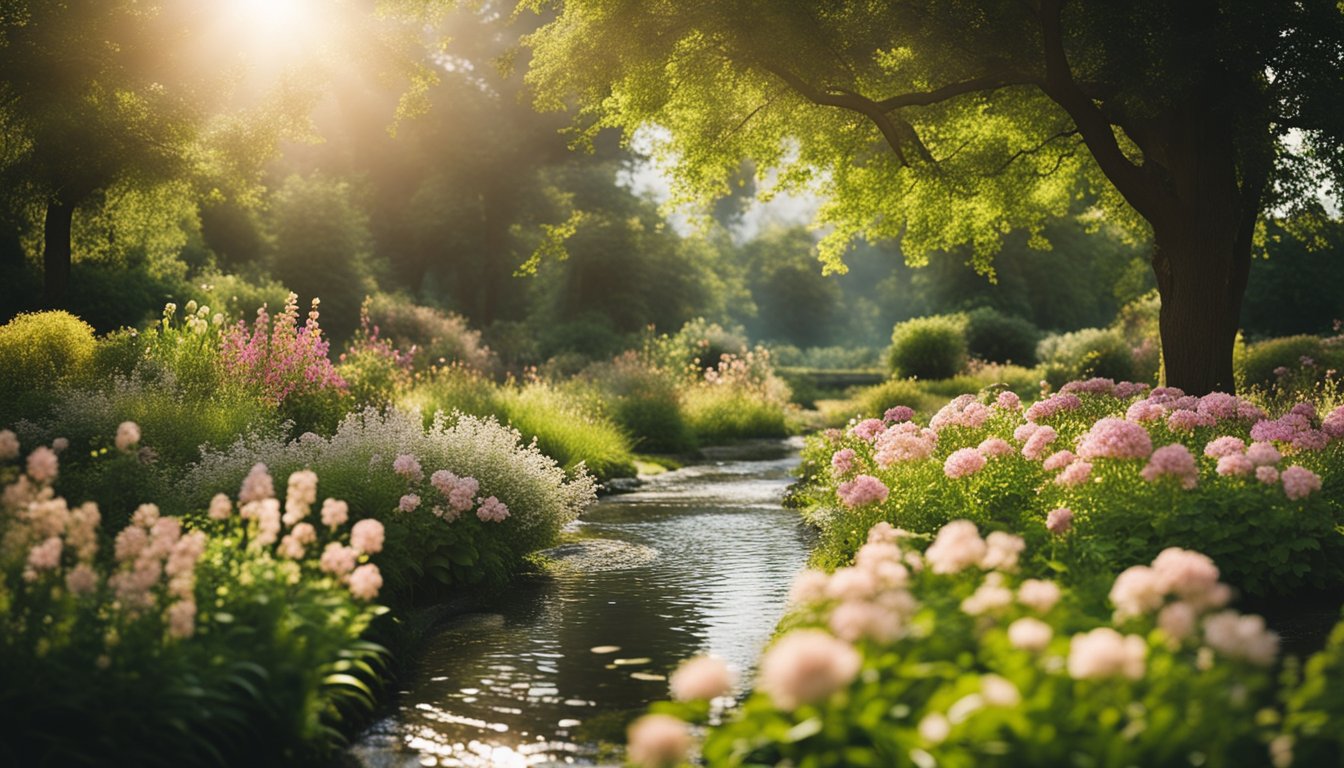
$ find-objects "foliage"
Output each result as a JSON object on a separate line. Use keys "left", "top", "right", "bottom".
{"left": 0, "top": 436, "right": 387, "bottom": 767}
{"left": 642, "top": 521, "right": 1284, "bottom": 768}
{"left": 1285, "top": 608, "right": 1344, "bottom": 764}
{"left": 770, "top": 345, "right": 881, "bottom": 371}
{"left": 364, "top": 293, "right": 495, "bottom": 373}
{"left": 667, "top": 318, "right": 750, "bottom": 374}
{"left": 682, "top": 349, "right": 793, "bottom": 443}
{"left": 580, "top": 352, "right": 696, "bottom": 454}
{"left": 1037, "top": 327, "right": 1138, "bottom": 387}
{"left": 337, "top": 305, "right": 415, "bottom": 411}
{"left": 192, "top": 270, "right": 294, "bottom": 326}
{"left": 887, "top": 315, "right": 968, "bottom": 380}
{"left": 792, "top": 384, "right": 1344, "bottom": 598}
{"left": 1239, "top": 334, "right": 1344, "bottom": 393}
{"left": 0, "top": 311, "right": 96, "bottom": 421}
{"left": 964, "top": 307, "right": 1041, "bottom": 366}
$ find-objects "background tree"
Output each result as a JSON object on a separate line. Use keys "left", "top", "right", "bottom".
{"left": 524, "top": 0, "right": 1344, "bottom": 393}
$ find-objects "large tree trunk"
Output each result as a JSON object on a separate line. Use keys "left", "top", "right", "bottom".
{"left": 42, "top": 197, "right": 76, "bottom": 308}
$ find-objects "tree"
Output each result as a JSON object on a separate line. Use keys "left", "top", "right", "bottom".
{"left": 524, "top": 0, "right": 1344, "bottom": 393}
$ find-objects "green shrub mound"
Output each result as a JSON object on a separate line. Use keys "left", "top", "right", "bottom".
{"left": 0, "top": 311, "right": 96, "bottom": 410}
{"left": 887, "top": 314, "right": 968, "bottom": 380}
{"left": 1037, "top": 327, "right": 1136, "bottom": 386}
{"left": 965, "top": 306, "right": 1041, "bottom": 366}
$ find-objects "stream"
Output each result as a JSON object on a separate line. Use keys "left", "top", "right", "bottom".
{"left": 352, "top": 438, "right": 811, "bottom": 767}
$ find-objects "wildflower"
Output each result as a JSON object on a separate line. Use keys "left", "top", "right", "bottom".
{"left": 284, "top": 470, "right": 318, "bottom": 525}
{"left": 26, "top": 446, "right": 58, "bottom": 484}
{"left": 320, "top": 498, "right": 349, "bottom": 528}
{"left": 830, "top": 448, "right": 856, "bottom": 476}
{"left": 239, "top": 463, "right": 274, "bottom": 504}
{"left": 1018, "top": 579, "right": 1062, "bottom": 613}
{"left": 1014, "top": 422, "right": 1039, "bottom": 443}
{"left": 1113, "top": 381, "right": 1149, "bottom": 399}
{"left": 981, "top": 532, "right": 1025, "bottom": 571}
{"left": 626, "top": 714, "right": 691, "bottom": 768}
{"left": 1055, "top": 461, "right": 1093, "bottom": 487}
{"left": 848, "top": 418, "right": 886, "bottom": 441}
{"left": 26, "top": 536, "right": 63, "bottom": 573}
{"left": 944, "top": 448, "right": 987, "bottom": 479}
{"left": 208, "top": 493, "right": 232, "bottom": 520}
{"left": 0, "top": 429, "right": 17, "bottom": 460}
{"left": 1110, "top": 565, "right": 1165, "bottom": 620}
{"left": 669, "top": 656, "right": 735, "bottom": 701}
{"left": 1216, "top": 454, "right": 1254, "bottom": 477}
{"left": 1043, "top": 450, "right": 1076, "bottom": 471}
{"left": 962, "top": 573, "right": 1014, "bottom": 616}
{"left": 351, "top": 518, "right": 385, "bottom": 554}
{"left": 167, "top": 600, "right": 197, "bottom": 639}
{"left": 836, "top": 475, "right": 889, "bottom": 508}
{"left": 393, "top": 453, "right": 423, "bottom": 482}
{"left": 930, "top": 395, "right": 993, "bottom": 431}
{"left": 1061, "top": 377, "right": 1116, "bottom": 396}
{"left": 1256, "top": 465, "right": 1280, "bottom": 485}
{"left": 918, "top": 713, "right": 951, "bottom": 745}
{"left": 115, "top": 421, "right": 141, "bottom": 452}
{"left": 319, "top": 543, "right": 357, "bottom": 576}
{"left": 1167, "top": 409, "right": 1214, "bottom": 432}
{"left": 1281, "top": 466, "right": 1322, "bottom": 500}
{"left": 1151, "top": 548, "right": 1223, "bottom": 606}
{"left": 757, "top": 629, "right": 862, "bottom": 709}
{"left": 1067, "top": 628, "right": 1147, "bottom": 680}
{"left": 1007, "top": 617, "right": 1053, "bottom": 651}
{"left": 884, "top": 405, "right": 915, "bottom": 422}
{"left": 1158, "top": 602, "right": 1197, "bottom": 643}
{"left": 925, "top": 520, "right": 986, "bottom": 574}
{"left": 977, "top": 437, "right": 1014, "bottom": 458}
{"left": 1024, "top": 393, "right": 1082, "bottom": 423}
{"left": 995, "top": 390, "right": 1021, "bottom": 410}
{"left": 399, "top": 493, "right": 421, "bottom": 513}
{"left": 1021, "top": 425, "right": 1058, "bottom": 460}
{"left": 348, "top": 563, "right": 383, "bottom": 600}
{"left": 476, "top": 496, "right": 510, "bottom": 522}
{"left": 825, "top": 567, "right": 878, "bottom": 602}
{"left": 1077, "top": 418, "right": 1153, "bottom": 460}
{"left": 1322, "top": 405, "right": 1344, "bottom": 439}
{"left": 1246, "top": 442, "right": 1281, "bottom": 467}
{"left": 66, "top": 563, "right": 98, "bottom": 596}
{"left": 873, "top": 423, "right": 938, "bottom": 466}
{"left": 1140, "top": 444, "right": 1199, "bottom": 489}
{"left": 1203, "top": 611, "right": 1278, "bottom": 666}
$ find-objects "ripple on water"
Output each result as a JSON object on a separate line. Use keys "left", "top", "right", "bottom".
{"left": 352, "top": 440, "right": 810, "bottom": 767}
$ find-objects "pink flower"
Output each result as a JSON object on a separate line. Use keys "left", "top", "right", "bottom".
{"left": 1281, "top": 466, "right": 1322, "bottom": 500}
{"left": 1246, "top": 442, "right": 1281, "bottom": 467}
{"left": 626, "top": 714, "right": 692, "bottom": 768}
{"left": 1322, "top": 405, "right": 1344, "bottom": 439}
{"left": 873, "top": 423, "right": 938, "bottom": 466}
{"left": 1077, "top": 418, "right": 1153, "bottom": 460}
{"left": 0, "top": 429, "right": 17, "bottom": 460}
{"left": 1196, "top": 393, "right": 1242, "bottom": 421}
{"left": 1114, "top": 381, "right": 1150, "bottom": 399}
{"left": 995, "top": 391, "right": 1022, "bottom": 411}
{"left": 1126, "top": 400, "right": 1166, "bottom": 422}
{"left": 884, "top": 406, "right": 915, "bottom": 423}
{"left": 1014, "top": 422, "right": 1039, "bottom": 443}
{"left": 208, "top": 493, "right": 232, "bottom": 520}
{"left": 1018, "top": 579, "right": 1062, "bottom": 613}
{"left": 26, "top": 446, "right": 58, "bottom": 484}
{"left": 849, "top": 418, "right": 886, "bottom": 441}
{"left": 757, "top": 629, "right": 862, "bottom": 709}
{"left": 320, "top": 498, "right": 349, "bottom": 528}
{"left": 669, "top": 656, "right": 735, "bottom": 701}
{"left": 476, "top": 496, "right": 510, "bottom": 523}
{"left": 319, "top": 543, "right": 357, "bottom": 576}
{"left": 1061, "top": 377, "right": 1116, "bottom": 396}
{"left": 962, "top": 573, "right": 1014, "bottom": 616}
{"left": 239, "top": 463, "right": 274, "bottom": 503}
{"left": 831, "top": 448, "right": 857, "bottom": 476}
{"left": 348, "top": 563, "right": 383, "bottom": 600}
{"left": 167, "top": 599, "right": 197, "bottom": 639}
{"left": 1021, "top": 425, "right": 1058, "bottom": 460}
{"left": 1216, "top": 454, "right": 1254, "bottom": 477}
{"left": 789, "top": 570, "right": 831, "bottom": 604}
{"left": 1256, "top": 465, "right": 1280, "bottom": 484}
{"left": 1204, "top": 436, "right": 1247, "bottom": 459}
{"left": 66, "top": 563, "right": 98, "bottom": 596}
{"left": 1067, "top": 628, "right": 1147, "bottom": 680}
{"left": 398, "top": 493, "right": 421, "bottom": 513}
{"left": 977, "top": 437, "right": 1014, "bottom": 458}
{"left": 393, "top": 453, "right": 423, "bottom": 482}
{"left": 115, "top": 421, "right": 141, "bottom": 452}
{"left": 925, "top": 520, "right": 986, "bottom": 574}
{"left": 1140, "top": 444, "right": 1199, "bottom": 489}
{"left": 1055, "top": 460, "right": 1093, "bottom": 487}
{"left": 930, "top": 395, "right": 993, "bottom": 431}
{"left": 26, "top": 536, "right": 63, "bottom": 572}
{"left": 1167, "top": 409, "right": 1215, "bottom": 432}
{"left": 1158, "top": 602, "right": 1198, "bottom": 643}
{"left": 1024, "top": 393, "right": 1082, "bottom": 423}
{"left": 1203, "top": 611, "right": 1279, "bottom": 666}
{"left": 981, "top": 532, "right": 1025, "bottom": 571}
{"left": 836, "top": 475, "right": 889, "bottom": 508}
{"left": 1043, "top": 450, "right": 1076, "bottom": 471}
{"left": 1110, "top": 565, "right": 1165, "bottom": 619}
{"left": 1046, "top": 507, "right": 1074, "bottom": 534}
{"left": 351, "top": 519, "right": 385, "bottom": 554}
{"left": 1008, "top": 617, "right": 1053, "bottom": 652}
{"left": 944, "top": 448, "right": 987, "bottom": 479}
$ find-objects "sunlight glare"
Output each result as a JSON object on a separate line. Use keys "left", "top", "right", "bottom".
{"left": 230, "top": 0, "right": 309, "bottom": 34}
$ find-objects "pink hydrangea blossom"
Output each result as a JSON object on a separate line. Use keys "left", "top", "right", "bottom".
{"left": 626, "top": 714, "right": 692, "bottom": 767}
{"left": 1167, "top": 409, "right": 1215, "bottom": 432}
{"left": 1024, "top": 393, "right": 1082, "bottom": 423}
{"left": 944, "top": 448, "right": 987, "bottom": 479}
{"left": 351, "top": 519, "right": 385, "bottom": 554}
{"left": 348, "top": 563, "right": 383, "bottom": 600}
{"left": 1110, "top": 565, "right": 1165, "bottom": 619}
{"left": 26, "top": 446, "right": 58, "bottom": 484}
{"left": 1256, "top": 465, "right": 1280, "bottom": 484}
{"left": 849, "top": 418, "right": 886, "bottom": 441}
{"left": 977, "top": 437, "right": 1014, "bottom": 458}
{"left": 1008, "top": 617, "right": 1053, "bottom": 651}
{"left": 962, "top": 573, "right": 1014, "bottom": 616}
{"left": 398, "top": 493, "right": 421, "bottom": 513}
{"left": 1046, "top": 507, "right": 1074, "bottom": 534}
{"left": 830, "top": 599, "right": 905, "bottom": 642}
{"left": 1018, "top": 579, "right": 1062, "bottom": 613}
{"left": 476, "top": 496, "right": 510, "bottom": 522}
{"left": 1204, "top": 436, "right": 1247, "bottom": 459}
{"left": 1216, "top": 454, "right": 1254, "bottom": 477}
{"left": 925, "top": 520, "right": 986, "bottom": 574}
{"left": 1067, "top": 628, "right": 1147, "bottom": 680}
{"left": 831, "top": 448, "right": 856, "bottom": 476}
{"left": 1126, "top": 400, "right": 1166, "bottom": 422}
{"left": 884, "top": 406, "right": 915, "bottom": 423}
{"left": 115, "top": 421, "right": 141, "bottom": 452}
{"left": 1013, "top": 422, "right": 1039, "bottom": 443}
{"left": 1196, "top": 392, "right": 1241, "bottom": 421}
{"left": 1152, "top": 548, "right": 1221, "bottom": 602}
{"left": 1149, "top": 386, "right": 1186, "bottom": 403}
{"left": 1292, "top": 429, "right": 1329, "bottom": 452}
{"left": 1021, "top": 425, "right": 1058, "bottom": 460}
{"left": 1055, "top": 460, "right": 1093, "bottom": 487}
{"left": 757, "top": 629, "right": 862, "bottom": 709}
{"left": 320, "top": 498, "right": 349, "bottom": 528}
{"left": 981, "top": 532, "right": 1025, "bottom": 571}
{"left": 319, "top": 543, "right": 357, "bottom": 576}
{"left": 1077, "top": 418, "right": 1153, "bottom": 460}
{"left": 930, "top": 395, "right": 993, "bottom": 431}
{"left": 1281, "top": 466, "right": 1322, "bottom": 500}
{"left": 788, "top": 570, "right": 830, "bottom": 604}
{"left": 995, "top": 391, "right": 1021, "bottom": 411}
{"left": 1140, "top": 444, "right": 1199, "bottom": 489}
{"left": 392, "top": 453, "right": 423, "bottom": 482}
{"left": 873, "top": 423, "right": 938, "bottom": 467}
{"left": 669, "top": 656, "right": 734, "bottom": 701}
{"left": 837, "top": 475, "right": 889, "bottom": 508}
{"left": 1043, "top": 450, "right": 1076, "bottom": 471}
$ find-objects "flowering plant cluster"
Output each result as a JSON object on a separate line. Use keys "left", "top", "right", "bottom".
{"left": 0, "top": 426, "right": 387, "bottom": 765}
{"left": 631, "top": 521, "right": 1293, "bottom": 768}
{"left": 797, "top": 380, "right": 1343, "bottom": 595}
{"left": 220, "top": 293, "right": 348, "bottom": 433}
{"left": 337, "top": 301, "right": 415, "bottom": 409}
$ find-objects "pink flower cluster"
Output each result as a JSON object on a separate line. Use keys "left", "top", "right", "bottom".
{"left": 1140, "top": 444, "right": 1199, "bottom": 489}
{"left": 1076, "top": 418, "right": 1153, "bottom": 460}
{"left": 831, "top": 448, "right": 857, "bottom": 476}
{"left": 1250, "top": 403, "right": 1329, "bottom": 452}
{"left": 943, "top": 448, "right": 987, "bottom": 479}
{"left": 1023, "top": 393, "right": 1081, "bottom": 423}
{"left": 1125, "top": 388, "right": 1264, "bottom": 429}
{"left": 1204, "top": 435, "right": 1322, "bottom": 500}
{"left": 848, "top": 418, "right": 886, "bottom": 442}
{"left": 930, "top": 395, "right": 993, "bottom": 431}
{"left": 1018, "top": 424, "right": 1058, "bottom": 460}
{"left": 837, "top": 475, "right": 889, "bottom": 508}
{"left": 873, "top": 422, "right": 938, "bottom": 467}
{"left": 883, "top": 406, "right": 915, "bottom": 423}
{"left": 1067, "top": 628, "right": 1146, "bottom": 680}
{"left": 429, "top": 469, "right": 481, "bottom": 521}
{"left": 476, "top": 496, "right": 510, "bottom": 523}
{"left": 220, "top": 294, "right": 347, "bottom": 407}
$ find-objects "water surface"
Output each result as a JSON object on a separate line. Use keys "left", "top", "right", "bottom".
{"left": 353, "top": 439, "right": 810, "bottom": 767}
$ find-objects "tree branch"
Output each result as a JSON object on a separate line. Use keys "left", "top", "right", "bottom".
{"left": 1037, "top": 0, "right": 1171, "bottom": 226}
{"left": 762, "top": 63, "right": 925, "bottom": 165}
{"left": 991, "top": 127, "right": 1081, "bottom": 175}
{"left": 874, "top": 74, "right": 1033, "bottom": 111}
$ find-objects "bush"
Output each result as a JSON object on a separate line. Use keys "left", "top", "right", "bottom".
{"left": 682, "top": 349, "right": 792, "bottom": 443}
{"left": 192, "top": 269, "right": 292, "bottom": 325}
{"left": 887, "top": 314, "right": 968, "bottom": 380}
{"left": 581, "top": 352, "right": 695, "bottom": 454}
{"left": 0, "top": 311, "right": 97, "bottom": 422}
{"left": 769, "top": 344, "right": 880, "bottom": 370}
{"left": 1037, "top": 327, "right": 1136, "bottom": 386}
{"left": 338, "top": 305, "right": 414, "bottom": 410}
{"left": 497, "top": 384, "right": 636, "bottom": 481}
{"left": 668, "top": 318, "right": 749, "bottom": 373}
{"left": 965, "top": 307, "right": 1041, "bottom": 365}
{"left": 847, "top": 379, "right": 944, "bottom": 424}
{"left": 1239, "top": 335, "right": 1342, "bottom": 391}
{"left": 641, "top": 521, "right": 1285, "bottom": 768}
{"left": 365, "top": 293, "right": 496, "bottom": 373}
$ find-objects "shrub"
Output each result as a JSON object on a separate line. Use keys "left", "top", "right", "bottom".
{"left": 769, "top": 344, "right": 880, "bottom": 370}
{"left": 1239, "top": 334, "right": 1343, "bottom": 392}
{"left": 1037, "top": 327, "right": 1136, "bottom": 386}
{"left": 887, "top": 314, "right": 968, "bottom": 380}
{"left": 0, "top": 311, "right": 96, "bottom": 415}
{"left": 965, "top": 306, "right": 1041, "bottom": 365}
{"left": 192, "top": 269, "right": 293, "bottom": 324}
{"left": 669, "top": 318, "right": 750, "bottom": 373}
{"left": 843, "top": 379, "right": 943, "bottom": 426}
{"left": 682, "top": 349, "right": 792, "bottom": 443}
{"left": 639, "top": 520, "right": 1284, "bottom": 768}
{"left": 496, "top": 384, "right": 636, "bottom": 481}
{"left": 365, "top": 293, "right": 495, "bottom": 373}
{"left": 338, "top": 305, "right": 414, "bottom": 410}
{"left": 181, "top": 408, "right": 597, "bottom": 599}
{"left": 582, "top": 352, "right": 695, "bottom": 454}
{"left": 0, "top": 437, "right": 387, "bottom": 766}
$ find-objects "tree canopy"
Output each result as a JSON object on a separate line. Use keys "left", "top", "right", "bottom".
{"left": 524, "top": 0, "right": 1344, "bottom": 393}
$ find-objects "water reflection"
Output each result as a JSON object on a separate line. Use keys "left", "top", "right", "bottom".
{"left": 352, "top": 440, "right": 810, "bottom": 767}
